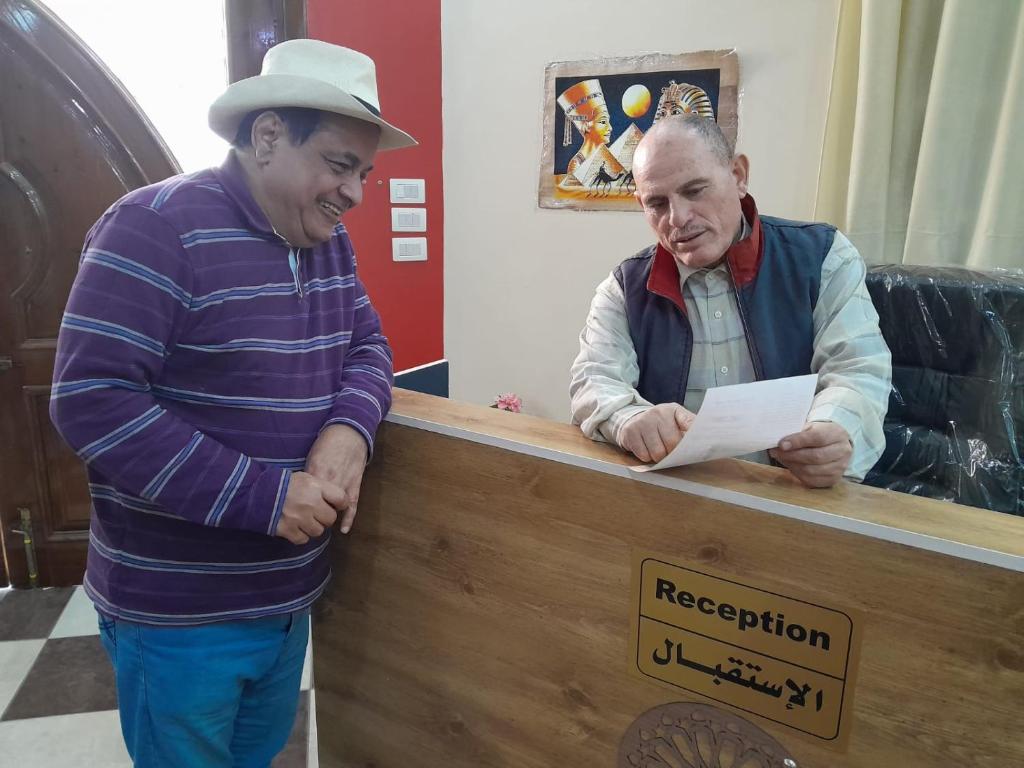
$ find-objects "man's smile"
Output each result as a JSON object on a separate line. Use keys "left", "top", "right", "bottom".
{"left": 318, "top": 199, "right": 343, "bottom": 219}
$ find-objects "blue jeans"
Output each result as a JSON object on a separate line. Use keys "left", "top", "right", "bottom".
{"left": 98, "top": 610, "right": 309, "bottom": 768}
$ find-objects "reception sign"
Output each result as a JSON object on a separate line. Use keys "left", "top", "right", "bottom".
{"left": 631, "top": 555, "right": 862, "bottom": 746}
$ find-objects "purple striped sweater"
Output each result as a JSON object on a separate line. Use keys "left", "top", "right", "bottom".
{"left": 50, "top": 153, "right": 393, "bottom": 625}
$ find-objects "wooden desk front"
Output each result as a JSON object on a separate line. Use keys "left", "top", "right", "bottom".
{"left": 314, "top": 390, "right": 1024, "bottom": 767}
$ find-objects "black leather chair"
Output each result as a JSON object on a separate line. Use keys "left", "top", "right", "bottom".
{"left": 863, "top": 265, "right": 1024, "bottom": 516}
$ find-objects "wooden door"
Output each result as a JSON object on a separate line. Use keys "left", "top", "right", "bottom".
{"left": 0, "top": 0, "right": 179, "bottom": 587}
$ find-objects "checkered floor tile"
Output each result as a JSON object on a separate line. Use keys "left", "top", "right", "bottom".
{"left": 0, "top": 586, "right": 318, "bottom": 767}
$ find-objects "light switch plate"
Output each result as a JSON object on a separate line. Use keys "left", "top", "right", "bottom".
{"left": 391, "top": 207, "right": 427, "bottom": 232}
{"left": 389, "top": 178, "right": 425, "bottom": 204}
{"left": 392, "top": 237, "right": 427, "bottom": 262}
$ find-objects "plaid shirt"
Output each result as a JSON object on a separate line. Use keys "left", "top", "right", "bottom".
{"left": 570, "top": 220, "right": 891, "bottom": 481}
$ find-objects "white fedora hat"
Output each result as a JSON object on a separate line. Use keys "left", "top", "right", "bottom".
{"left": 209, "top": 39, "right": 416, "bottom": 151}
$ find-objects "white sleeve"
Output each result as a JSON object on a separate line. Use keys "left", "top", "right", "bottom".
{"left": 569, "top": 273, "right": 653, "bottom": 444}
{"left": 807, "top": 231, "right": 892, "bottom": 481}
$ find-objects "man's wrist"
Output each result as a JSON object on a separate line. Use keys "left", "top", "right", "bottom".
{"left": 609, "top": 404, "right": 654, "bottom": 445}
{"left": 319, "top": 419, "right": 372, "bottom": 460}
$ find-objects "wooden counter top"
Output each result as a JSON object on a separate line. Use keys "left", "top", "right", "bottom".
{"left": 389, "top": 389, "right": 1024, "bottom": 570}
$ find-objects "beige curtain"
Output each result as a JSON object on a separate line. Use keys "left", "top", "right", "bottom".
{"left": 815, "top": 0, "right": 1024, "bottom": 269}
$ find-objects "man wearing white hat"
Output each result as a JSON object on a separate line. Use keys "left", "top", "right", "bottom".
{"left": 50, "top": 40, "right": 415, "bottom": 766}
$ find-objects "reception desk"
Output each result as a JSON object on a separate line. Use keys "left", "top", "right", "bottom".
{"left": 314, "top": 390, "right": 1024, "bottom": 767}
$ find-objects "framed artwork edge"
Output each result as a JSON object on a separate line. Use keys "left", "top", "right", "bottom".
{"left": 538, "top": 49, "right": 740, "bottom": 212}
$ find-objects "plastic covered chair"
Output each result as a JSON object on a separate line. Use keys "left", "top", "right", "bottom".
{"left": 863, "top": 265, "right": 1024, "bottom": 516}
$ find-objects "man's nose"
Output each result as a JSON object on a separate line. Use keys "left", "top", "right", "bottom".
{"left": 338, "top": 177, "right": 363, "bottom": 209}
{"left": 668, "top": 199, "right": 691, "bottom": 229}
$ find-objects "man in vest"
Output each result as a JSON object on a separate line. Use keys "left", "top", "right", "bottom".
{"left": 570, "top": 115, "right": 891, "bottom": 487}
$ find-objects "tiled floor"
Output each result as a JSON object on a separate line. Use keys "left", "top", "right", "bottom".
{"left": 0, "top": 586, "right": 319, "bottom": 767}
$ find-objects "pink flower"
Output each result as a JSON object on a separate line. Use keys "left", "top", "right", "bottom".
{"left": 493, "top": 392, "right": 522, "bottom": 413}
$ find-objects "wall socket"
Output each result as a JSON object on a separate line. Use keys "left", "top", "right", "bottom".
{"left": 389, "top": 179, "right": 425, "bottom": 204}
{"left": 392, "top": 237, "right": 427, "bottom": 262}
{"left": 391, "top": 208, "right": 427, "bottom": 232}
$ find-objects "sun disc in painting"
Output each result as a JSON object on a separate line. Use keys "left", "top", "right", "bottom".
{"left": 622, "top": 84, "right": 651, "bottom": 118}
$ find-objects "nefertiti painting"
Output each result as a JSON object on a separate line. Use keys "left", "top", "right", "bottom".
{"left": 540, "top": 51, "right": 739, "bottom": 211}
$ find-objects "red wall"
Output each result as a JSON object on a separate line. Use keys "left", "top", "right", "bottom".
{"left": 307, "top": 0, "right": 443, "bottom": 372}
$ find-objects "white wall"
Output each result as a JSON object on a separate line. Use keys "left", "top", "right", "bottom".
{"left": 442, "top": 0, "right": 840, "bottom": 419}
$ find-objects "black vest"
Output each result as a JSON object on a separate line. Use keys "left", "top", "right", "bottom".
{"left": 614, "top": 216, "right": 836, "bottom": 406}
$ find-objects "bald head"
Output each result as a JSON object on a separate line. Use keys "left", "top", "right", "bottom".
{"left": 635, "top": 115, "right": 734, "bottom": 175}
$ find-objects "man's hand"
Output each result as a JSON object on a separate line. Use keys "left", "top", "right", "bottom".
{"left": 305, "top": 424, "right": 369, "bottom": 534}
{"left": 770, "top": 421, "right": 852, "bottom": 488}
{"left": 276, "top": 471, "right": 347, "bottom": 545}
{"left": 619, "top": 404, "right": 696, "bottom": 463}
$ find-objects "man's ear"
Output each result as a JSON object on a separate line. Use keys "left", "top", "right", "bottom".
{"left": 732, "top": 153, "right": 750, "bottom": 197}
{"left": 251, "top": 111, "right": 285, "bottom": 162}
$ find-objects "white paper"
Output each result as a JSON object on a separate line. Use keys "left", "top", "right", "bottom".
{"left": 632, "top": 374, "right": 818, "bottom": 472}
